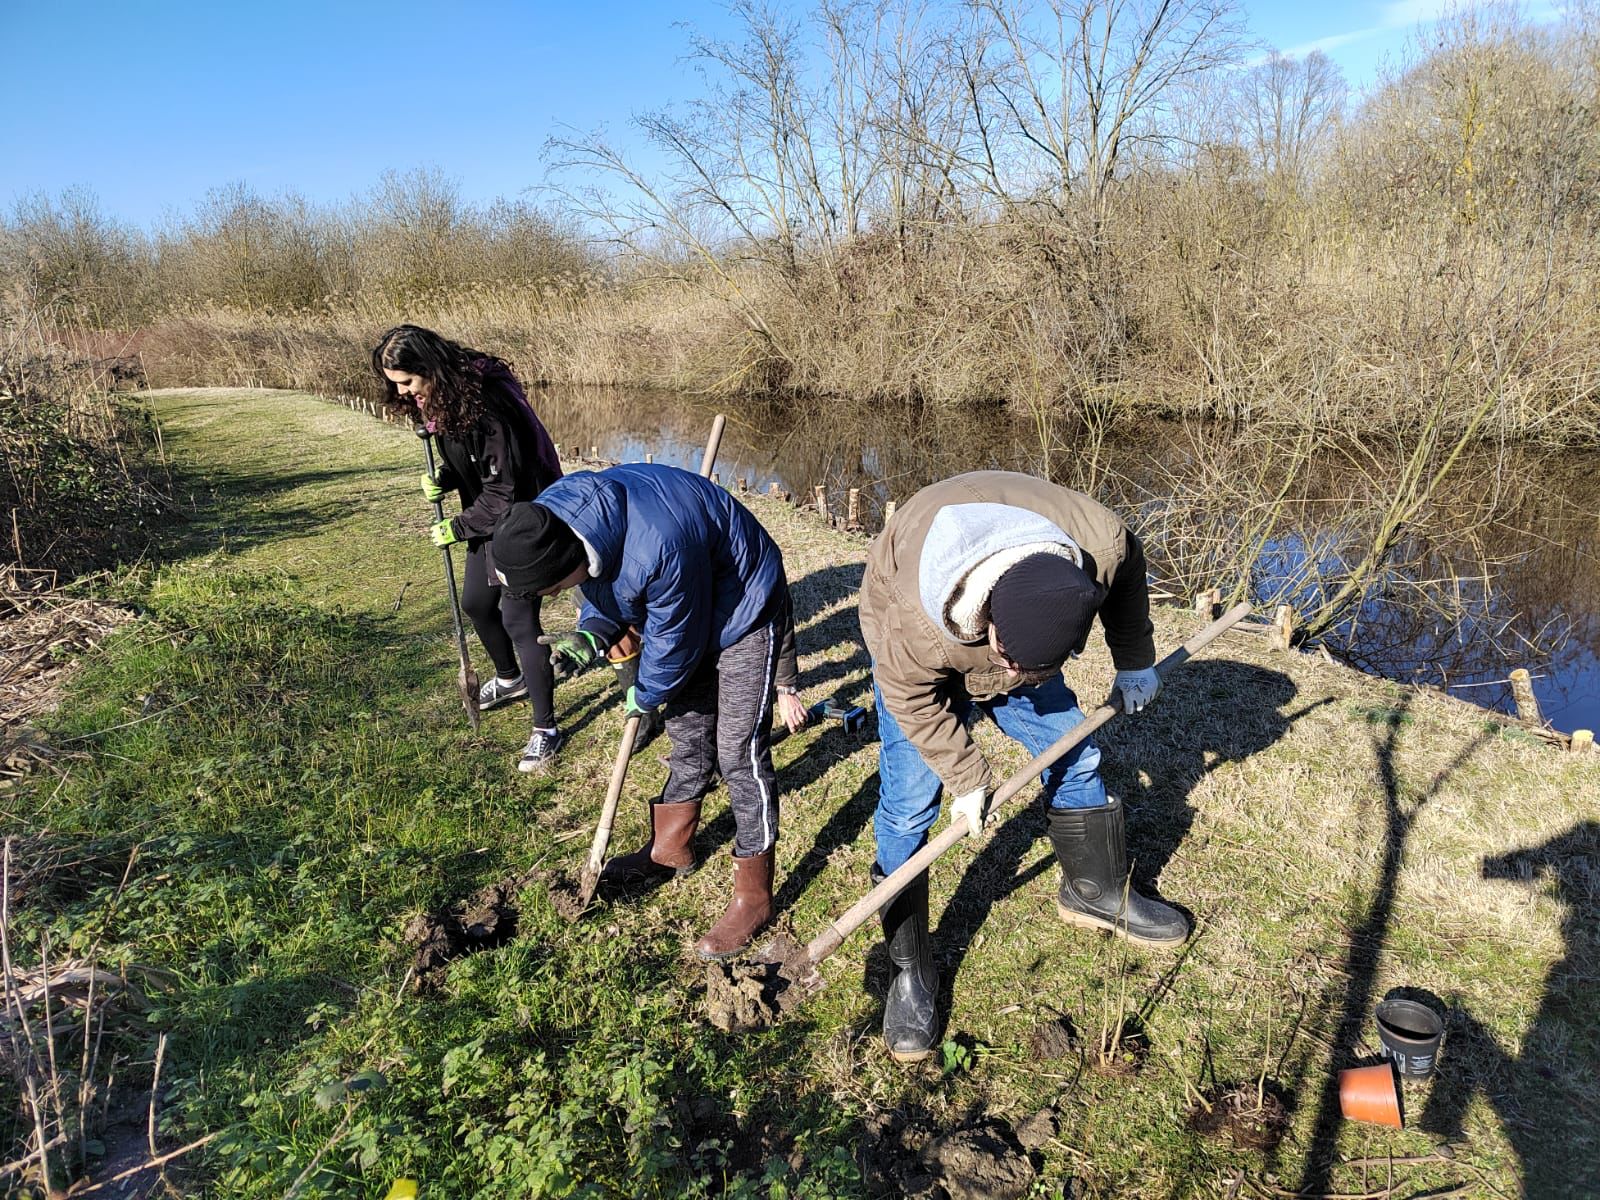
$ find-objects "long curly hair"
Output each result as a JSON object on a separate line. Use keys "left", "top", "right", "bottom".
{"left": 370, "top": 324, "right": 505, "bottom": 437}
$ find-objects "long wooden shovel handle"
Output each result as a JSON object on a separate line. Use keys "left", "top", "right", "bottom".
{"left": 698, "top": 414, "right": 726, "bottom": 478}
{"left": 577, "top": 715, "right": 641, "bottom": 901}
{"left": 802, "top": 602, "right": 1254, "bottom": 967}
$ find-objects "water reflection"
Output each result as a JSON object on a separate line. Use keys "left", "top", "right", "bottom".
{"left": 534, "top": 384, "right": 1600, "bottom": 734}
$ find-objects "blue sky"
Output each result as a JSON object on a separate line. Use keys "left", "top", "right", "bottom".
{"left": 1, "top": 1, "right": 1563, "bottom": 228}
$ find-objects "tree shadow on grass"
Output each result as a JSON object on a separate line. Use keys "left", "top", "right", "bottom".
{"left": 1289, "top": 696, "right": 1496, "bottom": 1193}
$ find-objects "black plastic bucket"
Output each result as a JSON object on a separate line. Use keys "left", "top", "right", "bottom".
{"left": 1375, "top": 1000, "right": 1444, "bottom": 1078}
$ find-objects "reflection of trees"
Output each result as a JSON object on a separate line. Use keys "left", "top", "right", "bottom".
{"left": 538, "top": 384, "right": 1600, "bottom": 728}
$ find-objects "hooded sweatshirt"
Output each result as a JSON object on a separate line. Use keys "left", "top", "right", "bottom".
{"left": 859, "top": 471, "right": 1154, "bottom": 796}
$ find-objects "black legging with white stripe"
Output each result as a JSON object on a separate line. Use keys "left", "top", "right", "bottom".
{"left": 657, "top": 613, "right": 780, "bottom": 857}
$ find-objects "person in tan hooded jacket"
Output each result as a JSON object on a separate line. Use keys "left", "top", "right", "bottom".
{"left": 858, "top": 471, "right": 1185, "bottom": 1062}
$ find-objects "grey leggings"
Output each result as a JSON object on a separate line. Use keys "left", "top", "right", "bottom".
{"left": 658, "top": 615, "right": 780, "bottom": 856}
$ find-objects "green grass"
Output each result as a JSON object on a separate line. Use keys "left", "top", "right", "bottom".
{"left": 7, "top": 388, "right": 1599, "bottom": 1198}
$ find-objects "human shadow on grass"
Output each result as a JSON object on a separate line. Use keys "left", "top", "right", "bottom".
{"left": 1410, "top": 821, "right": 1600, "bottom": 1199}
{"left": 1289, "top": 696, "right": 1495, "bottom": 1194}
{"left": 787, "top": 563, "right": 870, "bottom": 700}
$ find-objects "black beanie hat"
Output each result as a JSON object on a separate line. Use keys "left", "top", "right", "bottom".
{"left": 989, "top": 553, "right": 1100, "bottom": 671}
{"left": 492, "top": 503, "right": 587, "bottom": 595}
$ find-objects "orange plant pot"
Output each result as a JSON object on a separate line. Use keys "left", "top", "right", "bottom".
{"left": 1338, "top": 1063, "right": 1403, "bottom": 1128}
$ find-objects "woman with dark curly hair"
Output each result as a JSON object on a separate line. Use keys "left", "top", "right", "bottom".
{"left": 372, "top": 324, "right": 567, "bottom": 769}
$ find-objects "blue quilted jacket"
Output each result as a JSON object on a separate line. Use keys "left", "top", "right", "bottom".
{"left": 533, "top": 465, "right": 786, "bottom": 709}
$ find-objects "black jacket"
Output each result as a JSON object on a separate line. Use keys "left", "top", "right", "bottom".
{"left": 434, "top": 366, "right": 561, "bottom": 545}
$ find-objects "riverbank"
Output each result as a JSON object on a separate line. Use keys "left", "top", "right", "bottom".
{"left": 8, "top": 388, "right": 1597, "bottom": 1197}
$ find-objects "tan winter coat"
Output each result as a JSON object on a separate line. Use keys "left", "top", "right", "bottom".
{"left": 858, "top": 472, "right": 1154, "bottom": 796}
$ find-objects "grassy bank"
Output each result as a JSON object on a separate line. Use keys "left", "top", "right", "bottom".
{"left": 6, "top": 389, "right": 1598, "bottom": 1197}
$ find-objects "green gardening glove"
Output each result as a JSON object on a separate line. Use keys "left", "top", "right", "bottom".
{"left": 537, "top": 629, "right": 605, "bottom": 678}
{"left": 624, "top": 684, "right": 659, "bottom": 721}
{"left": 429, "top": 518, "right": 460, "bottom": 548}
{"left": 420, "top": 471, "right": 446, "bottom": 503}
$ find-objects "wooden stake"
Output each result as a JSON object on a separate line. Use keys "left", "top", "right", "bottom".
{"left": 712, "top": 472, "right": 721, "bottom": 487}
{"left": 1570, "top": 729, "right": 1594, "bottom": 754}
{"left": 846, "top": 488, "right": 861, "bottom": 530}
{"left": 814, "top": 486, "right": 830, "bottom": 521}
{"left": 1510, "top": 668, "right": 1543, "bottom": 724}
{"left": 645, "top": 452, "right": 653, "bottom": 464}
{"left": 590, "top": 445, "right": 598, "bottom": 459}
{"left": 768, "top": 482, "right": 781, "bottom": 498}
{"left": 884, "top": 499, "right": 897, "bottom": 522}
{"left": 1270, "top": 604, "right": 1295, "bottom": 651}
{"left": 738, "top": 476, "right": 749, "bottom": 494}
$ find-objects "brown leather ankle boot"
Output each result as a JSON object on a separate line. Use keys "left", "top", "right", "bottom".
{"left": 599, "top": 801, "right": 700, "bottom": 886}
{"left": 695, "top": 849, "right": 774, "bottom": 960}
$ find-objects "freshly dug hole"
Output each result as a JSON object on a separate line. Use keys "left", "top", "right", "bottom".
{"left": 1186, "top": 1082, "right": 1291, "bottom": 1151}
{"left": 704, "top": 931, "right": 814, "bottom": 1031}
{"left": 402, "top": 873, "right": 529, "bottom": 987}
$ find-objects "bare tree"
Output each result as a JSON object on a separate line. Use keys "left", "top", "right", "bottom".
{"left": 1235, "top": 51, "right": 1346, "bottom": 194}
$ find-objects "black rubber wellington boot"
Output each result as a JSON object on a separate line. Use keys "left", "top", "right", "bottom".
{"left": 609, "top": 653, "right": 663, "bottom": 755}
{"left": 1047, "top": 796, "right": 1190, "bottom": 947}
{"left": 874, "top": 864, "right": 939, "bottom": 1062}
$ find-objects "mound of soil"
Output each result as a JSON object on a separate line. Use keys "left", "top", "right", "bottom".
{"left": 704, "top": 931, "right": 815, "bottom": 1032}
{"left": 545, "top": 870, "right": 589, "bottom": 921}
{"left": 403, "top": 872, "right": 531, "bottom": 987}
{"left": 860, "top": 1111, "right": 1039, "bottom": 1200}
{"left": 1029, "top": 1015, "right": 1078, "bottom": 1061}
{"left": 1186, "top": 1082, "right": 1291, "bottom": 1151}
{"left": 924, "top": 1120, "right": 1036, "bottom": 1200}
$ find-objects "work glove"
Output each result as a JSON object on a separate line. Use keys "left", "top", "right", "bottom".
{"left": 950, "top": 786, "right": 991, "bottom": 838}
{"left": 1113, "top": 667, "right": 1161, "bottom": 714}
{"left": 420, "top": 472, "right": 446, "bottom": 503}
{"left": 428, "top": 518, "right": 460, "bottom": 548}
{"left": 623, "top": 684, "right": 659, "bottom": 722}
{"left": 538, "top": 629, "right": 605, "bottom": 678}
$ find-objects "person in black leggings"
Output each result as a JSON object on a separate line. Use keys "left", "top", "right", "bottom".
{"left": 372, "top": 324, "right": 566, "bottom": 770}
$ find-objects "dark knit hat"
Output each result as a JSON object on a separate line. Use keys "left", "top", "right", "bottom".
{"left": 492, "top": 502, "right": 587, "bottom": 595}
{"left": 989, "top": 553, "right": 1100, "bottom": 671}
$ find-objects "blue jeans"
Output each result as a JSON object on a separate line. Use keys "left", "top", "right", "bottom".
{"left": 873, "top": 672, "right": 1106, "bottom": 874}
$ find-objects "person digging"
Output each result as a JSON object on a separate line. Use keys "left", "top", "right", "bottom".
{"left": 858, "top": 470, "right": 1185, "bottom": 1062}
{"left": 491, "top": 463, "right": 791, "bottom": 959}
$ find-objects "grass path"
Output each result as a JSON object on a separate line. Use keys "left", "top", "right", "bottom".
{"left": 11, "top": 388, "right": 1599, "bottom": 1198}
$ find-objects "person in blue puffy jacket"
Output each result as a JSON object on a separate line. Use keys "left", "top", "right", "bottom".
{"left": 491, "top": 463, "right": 789, "bottom": 959}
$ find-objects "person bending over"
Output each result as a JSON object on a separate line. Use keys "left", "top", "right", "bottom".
{"left": 493, "top": 462, "right": 790, "bottom": 959}
{"left": 858, "top": 470, "right": 1183, "bottom": 1062}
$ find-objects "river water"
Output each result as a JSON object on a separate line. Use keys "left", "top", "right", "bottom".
{"left": 534, "top": 384, "right": 1600, "bottom": 736}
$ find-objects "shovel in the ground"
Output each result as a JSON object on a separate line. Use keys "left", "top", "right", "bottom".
{"left": 709, "top": 602, "right": 1253, "bottom": 1029}
{"left": 556, "top": 414, "right": 726, "bottom": 918}
{"left": 417, "top": 427, "right": 480, "bottom": 732}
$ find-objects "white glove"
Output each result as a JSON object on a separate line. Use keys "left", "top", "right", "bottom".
{"left": 950, "top": 786, "right": 990, "bottom": 837}
{"left": 1113, "top": 667, "right": 1161, "bottom": 714}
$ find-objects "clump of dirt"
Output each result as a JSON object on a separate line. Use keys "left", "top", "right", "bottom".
{"left": 545, "top": 870, "right": 589, "bottom": 921}
{"left": 704, "top": 931, "right": 815, "bottom": 1032}
{"left": 860, "top": 1111, "right": 1038, "bottom": 1200}
{"left": 924, "top": 1119, "right": 1036, "bottom": 1200}
{"left": 403, "top": 872, "right": 530, "bottom": 988}
{"left": 1186, "top": 1082, "right": 1291, "bottom": 1151}
{"left": 1028, "top": 1014, "right": 1078, "bottom": 1061}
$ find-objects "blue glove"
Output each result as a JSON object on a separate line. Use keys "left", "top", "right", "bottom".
{"left": 428, "top": 518, "right": 460, "bottom": 548}
{"left": 420, "top": 472, "right": 446, "bottom": 503}
{"left": 624, "top": 684, "right": 659, "bottom": 721}
{"left": 538, "top": 629, "right": 605, "bottom": 677}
